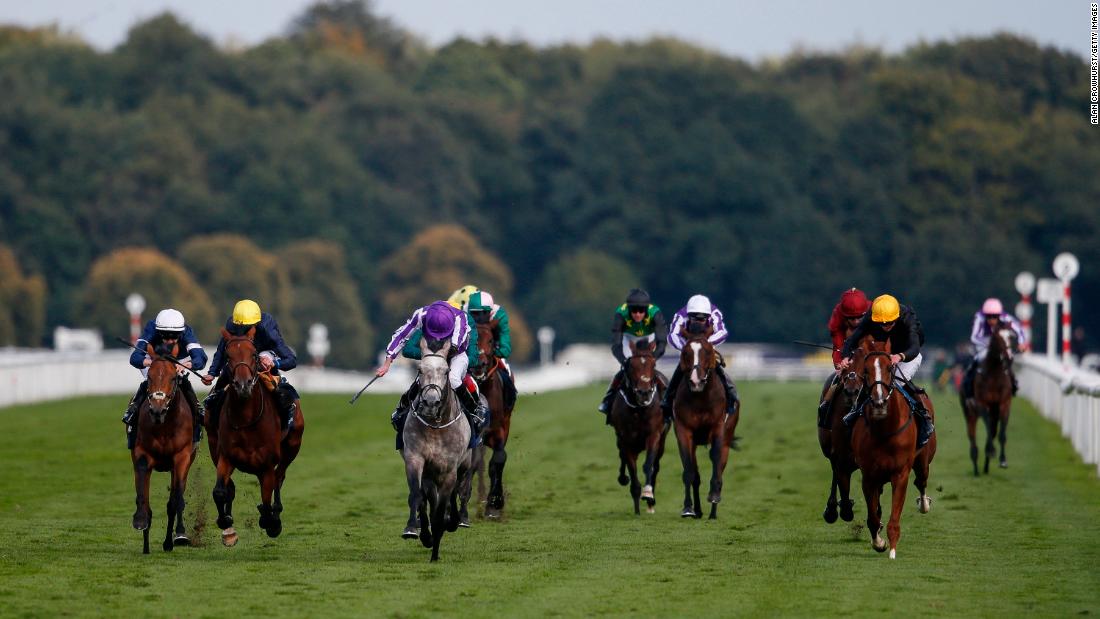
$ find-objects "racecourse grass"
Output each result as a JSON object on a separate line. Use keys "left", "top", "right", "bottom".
{"left": 1, "top": 382, "right": 1098, "bottom": 618}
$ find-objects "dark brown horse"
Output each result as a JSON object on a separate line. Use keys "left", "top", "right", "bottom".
{"left": 209, "top": 328, "right": 305, "bottom": 546}
{"left": 469, "top": 320, "right": 515, "bottom": 521}
{"left": 961, "top": 324, "right": 1016, "bottom": 475}
{"left": 819, "top": 320, "right": 861, "bottom": 524}
{"left": 671, "top": 327, "right": 739, "bottom": 519}
{"left": 131, "top": 342, "right": 197, "bottom": 554}
{"left": 608, "top": 339, "right": 669, "bottom": 515}
{"left": 849, "top": 338, "right": 936, "bottom": 559}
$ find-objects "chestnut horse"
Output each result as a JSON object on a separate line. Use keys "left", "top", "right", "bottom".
{"left": 607, "top": 339, "right": 669, "bottom": 515}
{"left": 849, "top": 338, "right": 936, "bottom": 559}
{"left": 961, "top": 324, "right": 1016, "bottom": 475}
{"left": 210, "top": 328, "right": 304, "bottom": 546}
{"left": 469, "top": 321, "right": 514, "bottom": 521}
{"left": 130, "top": 342, "right": 197, "bottom": 554}
{"left": 671, "top": 327, "right": 739, "bottom": 519}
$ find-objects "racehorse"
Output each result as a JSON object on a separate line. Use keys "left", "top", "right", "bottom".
{"left": 671, "top": 326, "right": 739, "bottom": 520}
{"left": 849, "top": 338, "right": 936, "bottom": 559}
{"left": 210, "top": 328, "right": 304, "bottom": 546}
{"left": 469, "top": 321, "right": 514, "bottom": 521}
{"left": 130, "top": 342, "right": 197, "bottom": 554}
{"left": 961, "top": 324, "right": 1017, "bottom": 475}
{"left": 401, "top": 337, "right": 472, "bottom": 562}
{"left": 607, "top": 339, "right": 669, "bottom": 515}
{"left": 820, "top": 369, "right": 859, "bottom": 525}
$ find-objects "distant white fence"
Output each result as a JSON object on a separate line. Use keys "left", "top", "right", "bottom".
{"left": 1016, "top": 353, "right": 1100, "bottom": 476}
{"left": 0, "top": 343, "right": 838, "bottom": 409}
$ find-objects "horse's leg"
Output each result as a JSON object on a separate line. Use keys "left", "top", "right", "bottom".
{"left": 965, "top": 404, "right": 980, "bottom": 477}
{"left": 457, "top": 452, "right": 473, "bottom": 527}
{"left": 212, "top": 457, "right": 238, "bottom": 546}
{"left": 837, "top": 464, "right": 856, "bottom": 522}
{"left": 862, "top": 475, "right": 886, "bottom": 553}
{"left": 132, "top": 454, "right": 152, "bottom": 533}
{"left": 403, "top": 457, "right": 424, "bottom": 540}
{"left": 984, "top": 403, "right": 999, "bottom": 474}
{"left": 617, "top": 452, "right": 629, "bottom": 487}
{"left": 885, "top": 468, "right": 912, "bottom": 559}
{"left": 257, "top": 467, "right": 281, "bottom": 538}
{"left": 488, "top": 445, "right": 507, "bottom": 512}
{"left": 823, "top": 471, "right": 839, "bottom": 523}
{"left": 691, "top": 448, "right": 702, "bottom": 520}
{"left": 675, "top": 427, "right": 696, "bottom": 518}
{"left": 163, "top": 467, "right": 179, "bottom": 552}
{"left": 913, "top": 444, "right": 933, "bottom": 514}
{"left": 998, "top": 398, "right": 1010, "bottom": 468}
{"left": 474, "top": 443, "right": 487, "bottom": 506}
{"left": 626, "top": 450, "right": 641, "bottom": 516}
{"left": 430, "top": 486, "right": 447, "bottom": 562}
{"left": 706, "top": 430, "right": 728, "bottom": 509}
{"left": 641, "top": 429, "right": 661, "bottom": 513}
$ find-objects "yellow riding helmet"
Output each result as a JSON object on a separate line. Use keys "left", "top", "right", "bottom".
{"left": 870, "top": 294, "right": 900, "bottom": 323}
{"left": 232, "top": 299, "right": 262, "bottom": 326}
{"left": 447, "top": 284, "right": 479, "bottom": 309}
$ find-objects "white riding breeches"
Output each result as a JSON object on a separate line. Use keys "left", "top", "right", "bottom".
{"left": 449, "top": 352, "right": 469, "bottom": 390}
{"left": 896, "top": 353, "right": 922, "bottom": 382}
{"left": 621, "top": 333, "right": 656, "bottom": 359}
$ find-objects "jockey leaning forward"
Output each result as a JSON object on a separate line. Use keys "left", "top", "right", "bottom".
{"left": 817, "top": 288, "right": 872, "bottom": 428}
{"left": 659, "top": 294, "right": 739, "bottom": 423}
{"left": 466, "top": 289, "right": 518, "bottom": 412}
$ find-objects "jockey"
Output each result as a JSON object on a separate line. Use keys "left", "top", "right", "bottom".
{"left": 961, "top": 297, "right": 1026, "bottom": 400}
{"left": 122, "top": 308, "right": 207, "bottom": 449}
{"left": 838, "top": 294, "right": 935, "bottom": 449}
{"left": 447, "top": 284, "right": 479, "bottom": 310}
{"left": 378, "top": 300, "right": 489, "bottom": 451}
{"left": 659, "top": 294, "right": 738, "bottom": 423}
{"left": 466, "top": 290, "right": 519, "bottom": 412}
{"left": 817, "top": 288, "right": 872, "bottom": 427}
{"left": 597, "top": 288, "right": 668, "bottom": 420}
{"left": 201, "top": 299, "right": 300, "bottom": 434}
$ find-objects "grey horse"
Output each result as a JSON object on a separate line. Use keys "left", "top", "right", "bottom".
{"left": 400, "top": 338, "right": 472, "bottom": 562}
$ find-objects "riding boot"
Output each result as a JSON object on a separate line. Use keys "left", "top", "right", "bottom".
{"left": 180, "top": 378, "right": 204, "bottom": 444}
{"left": 962, "top": 360, "right": 976, "bottom": 398}
{"left": 900, "top": 380, "right": 935, "bottom": 449}
{"left": 716, "top": 366, "right": 739, "bottom": 416}
{"left": 392, "top": 381, "right": 420, "bottom": 451}
{"left": 498, "top": 361, "right": 518, "bottom": 411}
{"left": 1011, "top": 370, "right": 1019, "bottom": 395}
{"left": 122, "top": 381, "right": 148, "bottom": 450}
{"left": 597, "top": 369, "right": 624, "bottom": 416}
{"left": 661, "top": 366, "right": 683, "bottom": 423}
{"left": 456, "top": 384, "right": 489, "bottom": 448}
{"left": 275, "top": 381, "right": 299, "bottom": 433}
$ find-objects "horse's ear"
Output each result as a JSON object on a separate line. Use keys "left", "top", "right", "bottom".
{"left": 171, "top": 342, "right": 179, "bottom": 358}
{"left": 247, "top": 326, "right": 256, "bottom": 340}
{"left": 629, "top": 340, "right": 637, "bottom": 354}
{"left": 145, "top": 343, "right": 154, "bottom": 357}
{"left": 221, "top": 327, "right": 231, "bottom": 340}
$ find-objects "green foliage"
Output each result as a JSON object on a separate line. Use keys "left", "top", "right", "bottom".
{"left": 525, "top": 250, "right": 641, "bottom": 346}
{"left": 78, "top": 248, "right": 216, "bottom": 340}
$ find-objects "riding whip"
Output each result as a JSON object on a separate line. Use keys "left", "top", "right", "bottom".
{"left": 792, "top": 340, "right": 836, "bottom": 351}
{"left": 349, "top": 375, "right": 382, "bottom": 405}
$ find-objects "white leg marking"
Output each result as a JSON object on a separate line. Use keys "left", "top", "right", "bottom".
{"left": 889, "top": 548, "right": 896, "bottom": 559}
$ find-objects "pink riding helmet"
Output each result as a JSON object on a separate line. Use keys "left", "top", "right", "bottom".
{"left": 981, "top": 298, "right": 1003, "bottom": 316}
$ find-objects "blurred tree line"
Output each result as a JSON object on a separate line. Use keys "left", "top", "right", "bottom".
{"left": 0, "top": 1, "right": 1097, "bottom": 365}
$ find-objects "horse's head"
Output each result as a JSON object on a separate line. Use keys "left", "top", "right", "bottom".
{"left": 222, "top": 327, "right": 259, "bottom": 399}
{"left": 145, "top": 342, "right": 180, "bottom": 423}
{"left": 417, "top": 337, "right": 452, "bottom": 421}
{"left": 625, "top": 339, "right": 658, "bottom": 406}
{"left": 860, "top": 339, "right": 894, "bottom": 420}
{"left": 471, "top": 321, "right": 498, "bottom": 381}
{"left": 679, "top": 333, "right": 717, "bottom": 393}
{"left": 992, "top": 325, "right": 1017, "bottom": 364}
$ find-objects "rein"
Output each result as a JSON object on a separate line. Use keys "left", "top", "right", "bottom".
{"left": 852, "top": 351, "right": 914, "bottom": 437}
{"left": 413, "top": 353, "right": 462, "bottom": 429}
{"left": 223, "top": 335, "right": 270, "bottom": 431}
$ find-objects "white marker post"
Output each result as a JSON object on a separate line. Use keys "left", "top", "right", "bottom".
{"left": 307, "top": 323, "right": 330, "bottom": 367}
{"left": 125, "top": 293, "right": 145, "bottom": 346}
{"left": 1014, "top": 271, "right": 1035, "bottom": 352}
{"left": 537, "top": 326, "right": 556, "bottom": 366}
{"left": 1053, "top": 252, "right": 1080, "bottom": 367}
{"left": 1036, "top": 278, "right": 1063, "bottom": 360}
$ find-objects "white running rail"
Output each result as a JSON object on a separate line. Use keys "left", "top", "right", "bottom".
{"left": 1015, "top": 353, "right": 1100, "bottom": 476}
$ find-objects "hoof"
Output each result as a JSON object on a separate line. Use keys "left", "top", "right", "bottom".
{"left": 485, "top": 507, "right": 501, "bottom": 520}
{"left": 132, "top": 514, "right": 150, "bottom": 531}
{"left": 839, "top": 501, "right": 855, "bottom": 522}
{"left": 163, "top": 539, "right": 174, "bottom": 552}
{"left": 872, "top": 540, "right": 887, "bottom": 553}
{"left": 646, "top": 505, "right": 655, "bottom": 514}
{"left": 173, "top": 534, "right": 191, "bottom": 547}
{"left": 680, "top": 507, "right": 696, "bottom": 518}
{"left": 265, "top": 521, "right": 282, "bottom": 538}
{"left": 401, "top": 527, "right": 419, "bottom": 540}
{"left": 419, "top": 531, "right": 432, "bottom": 549}
{"left": 458, "top": 516, "right": 471, "bottom": 528}
{"left": 221, "top": 528, "right": 238, "bottom": 547}
{"left": 641, "top": 485, "right": 654, "bottom": 500}
{"left": 999, "top": 460, "right": 1008, "bottom": 469}
{"left": 917, "top": 496, "right": 932, "bottom": 514}
{"left": 216, "top": 515, "right": 233, "bottom": 530}
{"left": 823, "top": 505, "right": 838, "bottom": 524}
{"left": 617, "top": 474, "right": 629, "bottom": 486}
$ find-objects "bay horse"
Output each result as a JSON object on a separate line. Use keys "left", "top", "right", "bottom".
{"left": 671, "top": 326, "right": 738, "bottom": 519}
{"left": 961, "top": 324, "right": 1017, "bottom": 475}
{"left": 401, "top": 337, "right": 471, "bottom": 562}
{"left": 819, "top": 369, "right": 859, "bottom": 525}
{"left": 849, "top": 338, "right": 936, "bottom": 559}
{"left": 130, "top": 342, "right": 197, "bottom": 554}
{"left": 608, "top": 339, "right": 669, "bottom": 515}
{"left": 210, "top": 327, "right": 304, "bottom": 546}
{"left": 469, "top": 320, "right": 514, "bottom": 521}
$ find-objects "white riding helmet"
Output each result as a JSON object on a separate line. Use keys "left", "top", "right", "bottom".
{"left": 155, "top": 308, "right": 186, "bottom": 332}
{"left": 685, "top": 294, "right": 712, "bottom": 315}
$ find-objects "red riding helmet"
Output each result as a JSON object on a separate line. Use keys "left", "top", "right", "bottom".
{"left": 839, "top": 288, "right": 871, "bottom": 318}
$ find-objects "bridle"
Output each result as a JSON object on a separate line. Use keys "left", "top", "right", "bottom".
{"left": 223, "top": 335, "right": 269, "bottom": 430}
{"left": 619, "top": 354, "right": 658, "bottom": 408}
{"left": 146, "top": 355, "right": 181, "bottom": 422}
{"left": 412, "top": 352, "right": 461, "bottom": 428}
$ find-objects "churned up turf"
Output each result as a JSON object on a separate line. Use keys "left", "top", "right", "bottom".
{"left": 0, "top": 382, "right": 1097, "bottom": 617}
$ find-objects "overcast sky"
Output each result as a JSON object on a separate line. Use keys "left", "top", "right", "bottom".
{"left": 0, "top": 1, "right": 1087, "bottom": 62}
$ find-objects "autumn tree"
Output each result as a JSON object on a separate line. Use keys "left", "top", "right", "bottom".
{"left": 0, "top": 245, "right": 47, "bottom": 346}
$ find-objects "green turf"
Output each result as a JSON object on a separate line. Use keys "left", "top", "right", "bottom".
{"left": 0, "top": 382, "right": 1098, "bottom": 618}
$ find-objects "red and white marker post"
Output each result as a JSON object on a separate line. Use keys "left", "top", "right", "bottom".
{"left": 1052, "top": 253, "right": 1079, "bottom": 368}
{"left": 1014, "top": 271, "right": 1035, "bottom": 352}
{"left": 125, "top": 293, "right": 146, "bottom": 346}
